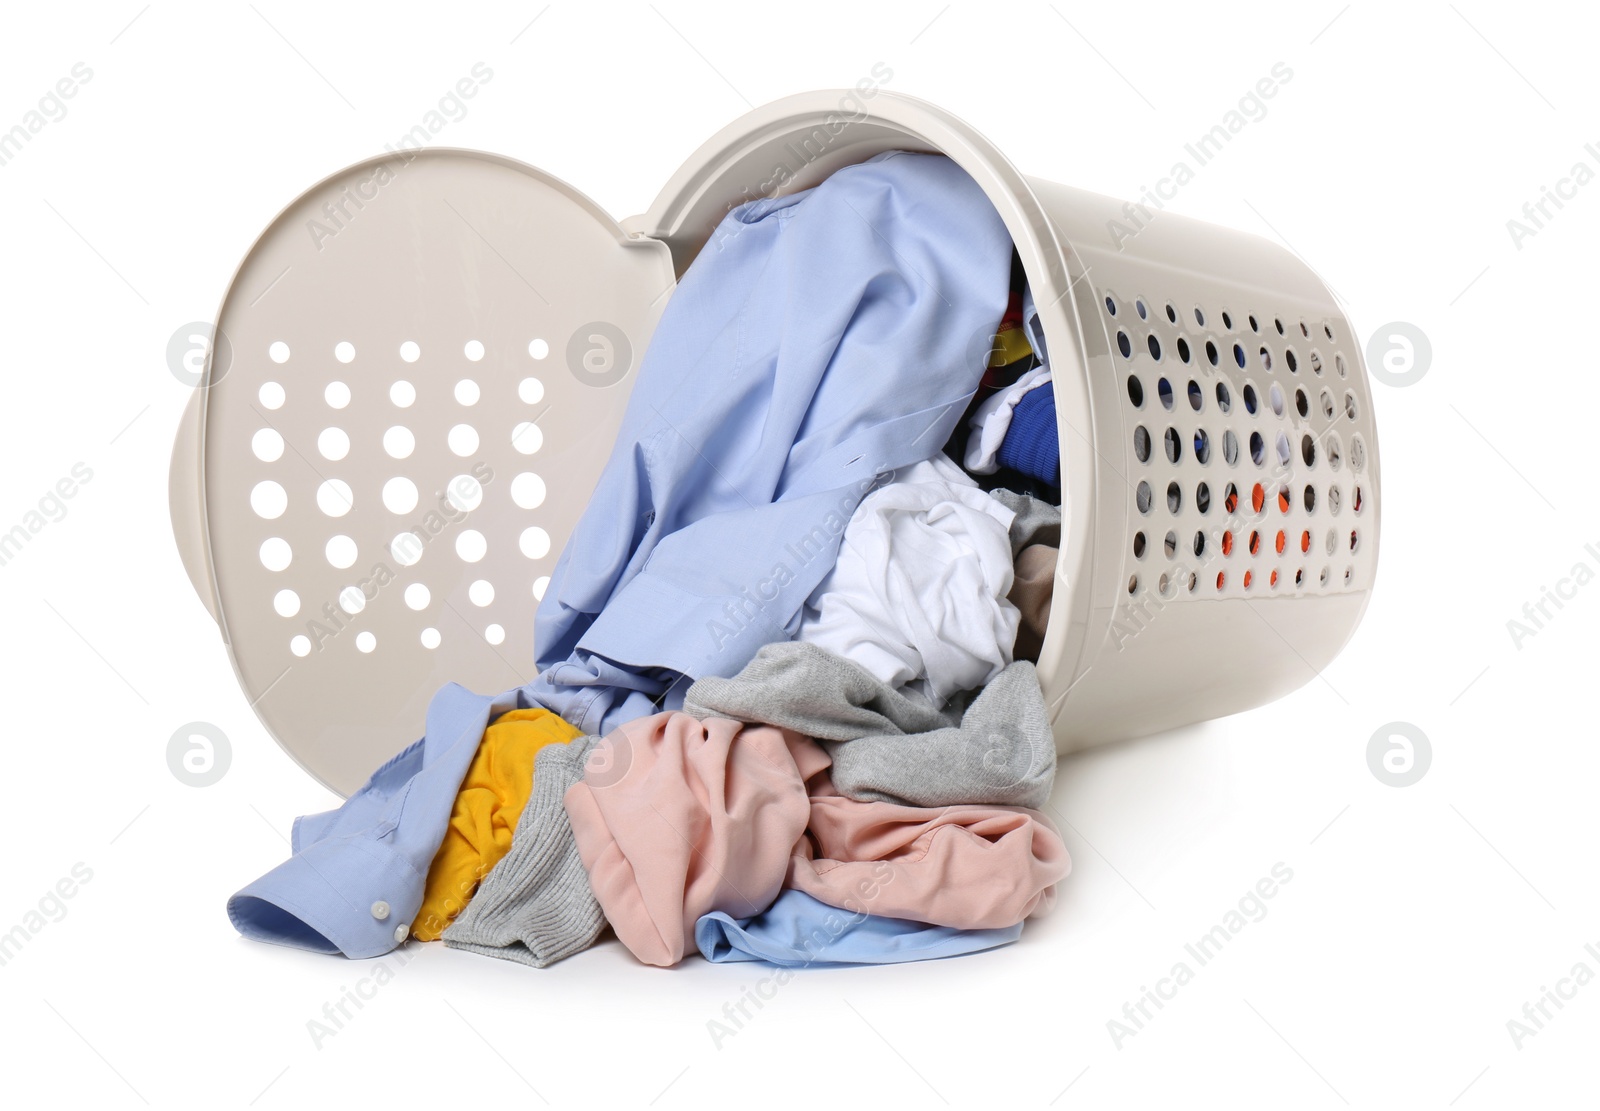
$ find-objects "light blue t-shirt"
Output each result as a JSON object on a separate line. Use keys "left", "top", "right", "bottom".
{"left": 696, "top": 889, "right": 1023, "bottom": 967}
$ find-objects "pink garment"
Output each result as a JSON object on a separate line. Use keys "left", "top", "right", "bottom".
{"left": 788, "top": 780, "right": 1070, "bottom": 929}
{"left": 564, "top": 711, "right": 830, "bottom": 968}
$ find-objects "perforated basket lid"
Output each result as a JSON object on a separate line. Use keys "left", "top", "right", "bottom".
{"left": 175, "top": 148, "right": 675, "bottom": 794}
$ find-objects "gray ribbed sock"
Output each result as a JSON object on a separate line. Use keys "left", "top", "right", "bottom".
{"left": 441, "top": 734, "right": 607, "bottom": 968}
{"left": 684, "top": 641, "right": 1056, "bottom": 808}
{"left": 991, "top": 488, "right": 1061, "bottom": 555}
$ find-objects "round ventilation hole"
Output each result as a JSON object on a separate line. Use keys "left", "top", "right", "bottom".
{"left": 317, "top": 478, "right": 354, "bottom": 517}
{"left": 485, "top": 624, "right": 506, "bottom": 646}
{"left": 447, "top": 474, "right": 484, "bottom": 513}
{"left": 512, "top": 421, "right": 543, "bottom": 455}
{"left": 383, "top": 426, "right": 416, "bottom": 459}
{"left": 290, "top": 634, "right": 311, "bottom": 657}
{"left": 520, "top": 526, "right": 552, "bottom": 559}
{"left": 390, "top": 381, "right": 417, "bottom": 407}
{"left": 268, "top": 342, "right": 291, "bottom": 364}
{"left": 317, "top": 428, "right": 350, "bottom": 462}
{"left": 469, "top": 579, "right": 495, "bottom": 606}
{"left": 250, "top": 480, "right": 287, "bottom": 520}
{"left": 390, "top": 531, "right": 424, "bottom": 567}
{"left": 455, "top": 379, "right": 481, "bottom": 406}
{"left": 259, "top": 381, "right": 286, "bottom": 409}
{"left": 456, "top": 529, "right": 488, "bottom": 562}
{"left": 1127, "top": 376, "right": 1144, "bottom": 408}
{"left": 1134, "top": 425, "right": 1151, "bottom": 463}
{"left": 421, "top": 627, "right": 441, "bottom": 649}
{"left": 259, "top": 537, "right": 292, "bottom": 572}
{"left": 404, "top": 583, "right": 431, "bottom": 610}
{"left": 528, "top": 338, "right": 549, "bottom": 360}
{"left": 356, "top": 631, "right": 376, "bottom": 653}
{"left": 334, "top": 341, "right": 355, "bottom": 364}
{"left": 382, "top": 477, "right": 419, "bottom": 515}
{"left": 400, "top": 341, "right": 421, "bottom": 363}
{"left": 273, "top": 589, "right": 300, "bottom": 617}
{"left": 252, "top": 428, "right": 284, "bottom": 462}
{"left": 1136, "top": 481, "right": 1153, "bottom": 514}
{"left": 448, "top": 424, "right": 480, "bottom": 457}
{"left": 325, "top": 535, "right": 357, "bottom": 569}
{"left": 511, "top": 472, "right": 547, "bottom": 509}
{"left": 325, "top": 381, "right": 351, "bottom": 409}
{"left": 464, "top": 339, "right": 485, "bottom": 362}
{"left": 532, "top": 575, "right": 550, "bottom": 600}
{"left": 519, "top": 377, "right": 545, "bottom": 404}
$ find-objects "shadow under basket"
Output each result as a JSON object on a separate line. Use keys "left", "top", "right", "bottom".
{"left": 169, "top": 89, "right": 1380, "bottom": 796}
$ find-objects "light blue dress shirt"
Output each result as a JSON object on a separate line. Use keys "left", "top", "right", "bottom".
{"left": 228, "top": 151, "right": 1013, "bottom": 959}
{"left": 524, "top": 150, "right": 1014, "bottom": 735}
{"left": 228, "top": 683, "right": 519, "bottom": 958}
{"left": 696, "top": 889, "right": 1024, "bottom": 967}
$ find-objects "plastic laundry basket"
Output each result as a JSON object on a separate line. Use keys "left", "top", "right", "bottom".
{"left": 169, "top": 89, "right": 1380, "bottom": 796}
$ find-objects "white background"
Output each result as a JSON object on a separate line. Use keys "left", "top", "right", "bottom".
{"left": 1, "top": 1, "right": 1595, "bottom": 1107}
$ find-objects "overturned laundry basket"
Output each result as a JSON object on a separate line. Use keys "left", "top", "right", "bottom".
{"left": 169, "top": 89, "right": 1380, "bottom": 796}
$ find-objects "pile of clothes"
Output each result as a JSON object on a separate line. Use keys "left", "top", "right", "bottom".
{"left": 229, "top": 151, "right": 1071, "bottom": 971}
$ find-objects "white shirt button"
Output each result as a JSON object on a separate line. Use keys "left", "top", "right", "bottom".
{"left": 394, "top": 923, "right": 409, "bottom": 943}
{"left": 370, "top": 901, "right": 390, "bottom": 920}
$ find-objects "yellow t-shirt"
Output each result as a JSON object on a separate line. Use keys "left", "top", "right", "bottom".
{"left": 411, "top": 707, "right": 583, "bottom": 940}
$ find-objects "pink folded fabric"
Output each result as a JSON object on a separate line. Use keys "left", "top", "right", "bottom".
{"left": 564, "top": 711, "right": 830, "bottom": 967}
{"left": 788, "top": 780, "right": 1070, "bottom": 929}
